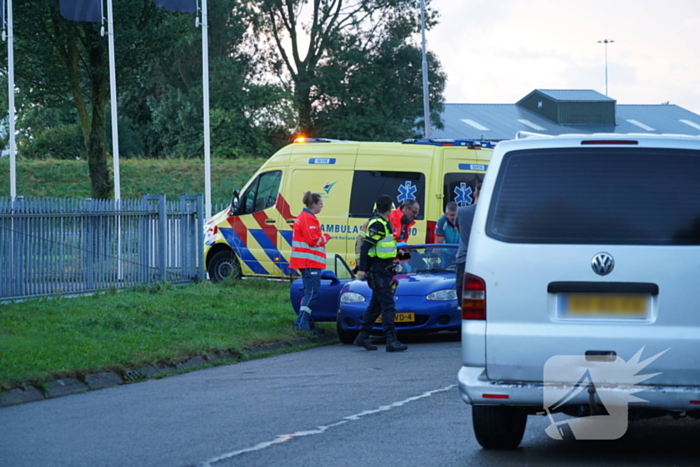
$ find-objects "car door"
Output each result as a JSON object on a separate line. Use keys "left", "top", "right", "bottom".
{"left": 290, "top": 254, "right": 355, "bottom": 322}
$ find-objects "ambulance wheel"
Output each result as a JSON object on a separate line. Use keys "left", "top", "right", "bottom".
{"left": 208, "top": 250, "right": 242, "bottom": 282}
{"left": 336, "top": 320, "right": 358, "bottom": 344}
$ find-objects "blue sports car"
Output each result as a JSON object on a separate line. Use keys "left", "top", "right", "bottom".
{"left": 290, "top": 244, "right": 460, "bottom": 344}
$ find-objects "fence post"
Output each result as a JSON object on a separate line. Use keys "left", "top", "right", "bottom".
{"left": 139, "top": 195, "right": 150, "bottom": 283}
{"left": 180, "top": 194, "right": 204, "bottom": 282}
{"left": 196, "top": 194, "right": 204, "bottom": 282}
{"left": 12, "top": 197, "right": 25, "bottom": 298}
{"left": 84, "top": 199, "right": 95, "bottom": 291}
{"left": 179, "top": 195, "right": 188, "bottom": 280}
{"left": 158, "top": 194, "right": 167, "bottom": 281}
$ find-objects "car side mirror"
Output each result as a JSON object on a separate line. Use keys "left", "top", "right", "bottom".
{"left": 321, "top": 270, "right": 340, "bottom": 285}
{"left": 230, "top": 189, "right": 240, "bottom": 215}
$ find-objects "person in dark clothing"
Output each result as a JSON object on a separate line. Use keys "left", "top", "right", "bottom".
{"left": 354, "top": 195, "right": 408, "bottom": 352}
{"left": 455, "top": 183, "right": 481, "bottom": 308}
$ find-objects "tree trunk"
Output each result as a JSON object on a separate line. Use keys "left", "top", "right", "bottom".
{"left": 85, "top": 25, "right": 112, "bottom": 200}
{"left": 295, "top": 76, "right": 315, "bottom": 137}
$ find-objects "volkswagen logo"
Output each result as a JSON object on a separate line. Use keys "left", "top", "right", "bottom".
{"left": 591, "top": 252, "right": 614, "bottom": 276}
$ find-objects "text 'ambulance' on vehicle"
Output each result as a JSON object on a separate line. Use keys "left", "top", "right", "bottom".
{"left": 203, "top": 138, "right": 494, "bottom": 281}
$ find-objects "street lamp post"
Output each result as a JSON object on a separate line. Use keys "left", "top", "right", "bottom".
{"left": 420, "top": 0, "right": 431, "bottom": 138}
{"left": 598, "top": 39, "right": 614, "bottom": 96}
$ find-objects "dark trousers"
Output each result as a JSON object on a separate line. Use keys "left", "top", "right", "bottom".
{"left": 360, "top": 263, "right": 397, "bottom": 333}
{"left": 456, "top": 261, "right": 466, "bottom": 307}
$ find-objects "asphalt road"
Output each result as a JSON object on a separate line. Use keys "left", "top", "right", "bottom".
{"left": 1, "top": 333, "right": 698, "bottom": 466}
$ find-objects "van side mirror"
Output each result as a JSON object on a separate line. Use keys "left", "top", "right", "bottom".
{"left": 230, "top": 189, "right": 240, "bottom": 215}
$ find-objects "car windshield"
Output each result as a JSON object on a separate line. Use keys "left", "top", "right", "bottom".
{"left": 395, "top": 245, "right": 458, "bottom": 274}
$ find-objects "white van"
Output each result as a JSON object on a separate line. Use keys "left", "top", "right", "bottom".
{"left": 459, "top": 133, "right": 700, "bottom": 449}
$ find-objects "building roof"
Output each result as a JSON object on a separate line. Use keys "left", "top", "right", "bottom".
{"left": 432, "top": 95, "right": 700, "bottom": 142}
{"left": 431, "top": 89, "right": 700, "bottom": 141}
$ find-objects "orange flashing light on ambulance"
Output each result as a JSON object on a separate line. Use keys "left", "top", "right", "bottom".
{"left": 203, "top": 138, "right": 494, "bottom": 282}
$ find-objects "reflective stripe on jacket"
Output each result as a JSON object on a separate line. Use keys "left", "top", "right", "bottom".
{"left": 367, "top": 217, "right": 397, "bottom": 260}
{"left": 289, "top": 208, "right": 330, "bottom": 269}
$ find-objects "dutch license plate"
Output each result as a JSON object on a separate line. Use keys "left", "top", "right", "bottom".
{"left": 375, "top": 312, "right": 415, "bottom": 323}
{"left": 562, "top": 294, "right": 648, "bottom": 317}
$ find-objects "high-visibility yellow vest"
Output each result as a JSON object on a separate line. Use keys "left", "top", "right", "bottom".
{"left": 367, "top": 217, "right": 397, "bottom": 259}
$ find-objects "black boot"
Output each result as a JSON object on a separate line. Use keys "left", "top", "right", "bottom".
{"left": 309, "top": 320, "right": 325, "bottom": 335}
{"left": 385, "top": 330, "right": 407, "bottom": 352}
{"left": 353, "top": 331, "right": 378, "bottom": 351}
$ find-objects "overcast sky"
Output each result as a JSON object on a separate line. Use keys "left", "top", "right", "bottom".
{"left": 427, "top": 0, "right": 700, "bottom": 114}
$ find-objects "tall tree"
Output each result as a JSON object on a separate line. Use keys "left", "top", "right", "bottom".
{"left": 12, "top": 0, "right": 176, "bottom": 198}
{"left": 313, "top": 12, "right": 445, "bottom": 139}
{"left": 123, "top": 0, "right": 294, "bottom": 159}
{"left": 255, "top": 0, "right": 444, "bottom": 137}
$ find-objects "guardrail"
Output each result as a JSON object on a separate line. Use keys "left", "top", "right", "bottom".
{"left": 0, "top": 195, "right": 206, "bottom": 301}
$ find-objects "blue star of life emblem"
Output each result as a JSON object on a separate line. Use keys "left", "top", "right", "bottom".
{"left": 397, "top": 181, "right": 417, "bottom": 202}
{"left": 454, "top": 183, "right": 473, "bottom": 206}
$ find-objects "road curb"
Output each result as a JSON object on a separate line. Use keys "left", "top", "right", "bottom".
{"left": 0, "top": 332, "right": 339, "bottom": 408}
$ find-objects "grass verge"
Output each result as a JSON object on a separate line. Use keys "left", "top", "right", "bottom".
{"left": 0, "top": 279, "right": 328, "bottom": 389}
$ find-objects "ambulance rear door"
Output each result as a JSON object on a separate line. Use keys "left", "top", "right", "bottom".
{"left": 351, "top": 144, "right": 432, "bottom": 246}
{"left": 283, "top": 143, "right": 359, "bottom": 275}
{"left": 442, "top": 147, "right": 487, "bottom": 210}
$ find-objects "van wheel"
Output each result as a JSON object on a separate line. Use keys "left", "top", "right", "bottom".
{"left": 472, "top": 405, "right": 527, "bottom": 449}
{"left": 336, "top": 320, "right": 359, "bottom": 344}
{"left": 208, "top": 250, "right": 242, "bottom": 282}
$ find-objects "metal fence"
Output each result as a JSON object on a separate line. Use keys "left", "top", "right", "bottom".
{"left": 0, "top": 194, "right": 205, "bottom": 301}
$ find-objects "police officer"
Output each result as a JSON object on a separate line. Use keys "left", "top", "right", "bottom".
{"left": 354, "top": 195, "right": 408, "bottom": 352}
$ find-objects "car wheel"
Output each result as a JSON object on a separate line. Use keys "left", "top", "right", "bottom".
{"left": 208, "top": 250, "right": 242, "bottom": 282}
{"left": 472, "top": 405, "right": 527, "bottom": 450}
{"left": 336, "top": 319, "right": 359, "bottom": 344}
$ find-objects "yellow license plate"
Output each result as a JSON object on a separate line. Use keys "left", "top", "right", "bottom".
{"left": 563, "top": 294, "right": 648, "bottom": 317}
{"left": 375, "top": 312, "right": 415, "bottom": 323}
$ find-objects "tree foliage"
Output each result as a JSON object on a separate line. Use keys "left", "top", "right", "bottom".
{"left": 1, "top": 0, "right": 448, "bottom": 197}
{"left": 254, "top": 0, "right": 445, "bottom": 138}
{"left": 11, "top": 0, "right": 173, "bottom": 198}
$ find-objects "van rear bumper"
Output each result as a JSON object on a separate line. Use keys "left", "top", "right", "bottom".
{"left": 458, "top": 366, "right": 700, "bottom": 412}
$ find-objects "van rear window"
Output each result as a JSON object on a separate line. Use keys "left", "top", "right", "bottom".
{"left": 486, "top": 147, "right": 700, "bottom": 245}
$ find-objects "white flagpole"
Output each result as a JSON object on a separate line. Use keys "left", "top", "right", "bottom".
{"left": 420, "top": 0, "right": 430, "bottom": 139}
{"left": 105, "top": 0, "right": 120, "bottom": 201}
{"left": 7, "top": 0, "right": 17, "bottom": 199}
{"left": 200, "top": 0, "right": 211, "bottom": 220}
{"left": 105, "top": 0, "right": 123, "bottom": 282}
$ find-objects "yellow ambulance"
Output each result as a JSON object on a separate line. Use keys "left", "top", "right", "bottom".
{"left": 203, "top": 138, "right": 494, "bottom": 281}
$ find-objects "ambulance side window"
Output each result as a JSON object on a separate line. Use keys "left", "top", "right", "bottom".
{"left": 239, "top": 171, "right": 282, "bottom": 215}
{"left": 349, "top": 171, "right": 425, "bottom": 218}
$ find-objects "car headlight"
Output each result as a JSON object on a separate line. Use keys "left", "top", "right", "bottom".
{"left": 427, "top": 289, "right": 457, "bottom": 301}
{"left": 340, "top": 292, "right": 366, "bottom": 303}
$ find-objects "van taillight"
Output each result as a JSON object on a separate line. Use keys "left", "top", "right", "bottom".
{"left": 425, "top": 221, "right": 436, "bottom": 244}
{"left": 462, "top": 273, "right": 486, "bottom": 320}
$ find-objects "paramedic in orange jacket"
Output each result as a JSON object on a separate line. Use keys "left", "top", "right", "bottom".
{"left": 289, "top": 192, "right": 331, "bottom": 333}
{"left": 389, "top": 199, "right": 420, "bottom": 243}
